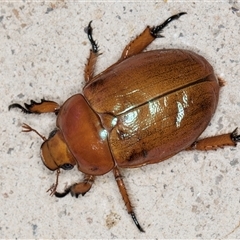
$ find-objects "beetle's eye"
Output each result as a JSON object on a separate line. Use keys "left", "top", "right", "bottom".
{"left": 48, "top": 129, "right": 58, "bottom": 139}
{"left": 61, "top": 163, "right": 74, "bottom": 170}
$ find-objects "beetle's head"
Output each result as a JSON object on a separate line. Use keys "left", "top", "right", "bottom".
{"left": 40, "top": 129, "right": 76, "bottom": 171}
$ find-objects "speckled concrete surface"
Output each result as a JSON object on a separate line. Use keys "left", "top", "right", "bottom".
{"left": 1, "top": 1, "right": 240, "bottom": 239}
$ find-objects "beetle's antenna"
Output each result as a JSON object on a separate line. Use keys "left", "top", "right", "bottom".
{"left": 22, "top": 123, "right": 46, "bottom": 141}
{"left": 151, "top": 12, "right": 187, "bottom": 38}
{"left": 47, "top": 169, "right": 61, "bottom": 196}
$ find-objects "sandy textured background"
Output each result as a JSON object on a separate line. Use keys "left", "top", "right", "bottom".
{"left": 1, "top": 1, "right": 240, "bottom": 239}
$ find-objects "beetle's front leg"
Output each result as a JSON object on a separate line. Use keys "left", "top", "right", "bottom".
{"left": 113, "top": 167, "right": 145, "bottom": 232}
{"left": 186, "top": 128, "right": 240, "bottom": 151}
{"left": 9, "top": 99, "right": 60, "bottom": 114}
{"left": 54, "top": 174, "right": 95, "bottom": 198}
{"left": 84, "top": 21, "right": 101, "bottom": 83}
{"left": 119, "top": 12, "right": 186, "bottom": 61}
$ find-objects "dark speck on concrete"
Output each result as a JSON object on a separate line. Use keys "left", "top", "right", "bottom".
{"left": 17, "top": 93, "right": 24, "bottom": 98}
{"left": 194, "top": 154, "right": 199, "bottom": 162}
{"left": 230, "top": 158, "right": 239, "bottom": 166}
{"left": 32, "top": 224, "right": 37, "bottom": 235}
{"left": 218, "top": 24, "right": 225, "bottom": 29}
{"left": 46, "top": 8, "right": 53, "bottom": 14}
{"left": 231, "top": 6, "right": 239, "bottom": 13}
{"left": 7, "top": 148, "right": 14, "bottom": 154}
{"left": 215, "top": 174, "right": 223, "bottom": 185}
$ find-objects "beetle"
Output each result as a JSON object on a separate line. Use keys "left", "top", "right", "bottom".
{"left": 9, "top": 12, "right": 240, "bottom": 232}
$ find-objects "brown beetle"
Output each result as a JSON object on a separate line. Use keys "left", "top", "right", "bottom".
{"left": 9, "top": 12, "right": 240, "bottom": 232}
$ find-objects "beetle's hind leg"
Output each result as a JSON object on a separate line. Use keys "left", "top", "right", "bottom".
{"left": 9, "top": 99, "right": 60, "bottom": 114}
{"left": 186, "top": 128, "right": 240, "bottom": 151}
{"left": 119, "top": 12, "right": 186, "bottom": 61}
{"left": 84, "top": 21, "right": 101, "bottom": 83}
{"left": 113, "top": 167, "right": 145, "bottom": 232}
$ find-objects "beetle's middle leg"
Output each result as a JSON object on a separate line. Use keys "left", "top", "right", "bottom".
{"left": 186, "top": 128, "right": 240, "bottom": 151}
{"left": 84, "top": 21, "right": 101, "bottom": 83}
{"left": 113, "top": 166, "right": 145, "bottom": 232}
{"left": 118, "top": 12, "right": 186, "bottom": 62}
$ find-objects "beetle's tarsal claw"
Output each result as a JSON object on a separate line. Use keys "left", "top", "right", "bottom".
{"left": 54, "top": 187, "right": 71, "bottom": 198}
{"left": 130, "top": 212, "right": 145, "bottom": 232}
{"left": 231, "top": 127, "right": 240, "bottom": 143}
{"left": 150, "top": 12, "right": 187, "bottom": 38}
{"left": 86, "top": 20, "right": 99, "bottom": 53}
{"left": 8, "top": 103, "right": 32, "bottom": 114}
{"left": 155, "top": 33, "right": 164, "bottom": 38}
